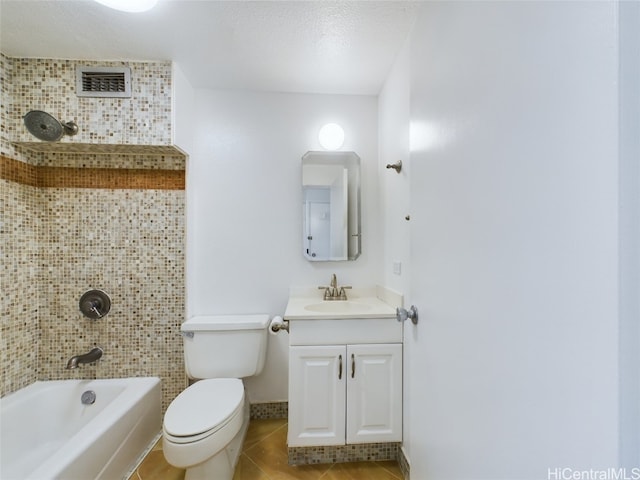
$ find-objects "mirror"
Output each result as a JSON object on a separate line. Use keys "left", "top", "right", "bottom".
{"left": 302, "top": 151, "right": 361, "bottom": 261}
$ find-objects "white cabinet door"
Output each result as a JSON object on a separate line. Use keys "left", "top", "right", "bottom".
{"left": 288, "top": 345, "right": 346, "bottom": 447}
{"left": 346, "top": 343, "right": 403, "bottom": 444}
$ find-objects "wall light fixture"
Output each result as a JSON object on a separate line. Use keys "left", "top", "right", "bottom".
{"left": 318, "top": 123, "right": 345, "bottom": 151}
{"left": 94, "top": 0, "right": 158, "bottom": 13}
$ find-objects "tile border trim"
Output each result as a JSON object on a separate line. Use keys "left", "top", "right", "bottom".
{"left": 0, "top": 155, "right": 185, "bottom": 190}
{"left": 0, "top": 154, "right": 38, "bottom": 186}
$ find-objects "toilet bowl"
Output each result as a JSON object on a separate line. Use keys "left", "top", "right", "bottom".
{"left": 162, "top": 315, "right": 269, "bottom": 480}
{"left": 163, "top": 379, "right": 248, "bottom": 479}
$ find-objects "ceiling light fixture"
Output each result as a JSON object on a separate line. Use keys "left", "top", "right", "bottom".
{"left": 318, "top": 123, "right": 345, "bottom": 151}
{"left": 94, "top": 0, "right": 158, "bottom": 13}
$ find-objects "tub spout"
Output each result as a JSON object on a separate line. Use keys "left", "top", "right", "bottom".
{"left": 66, "top": 347, "right": 103, "bottom": 369}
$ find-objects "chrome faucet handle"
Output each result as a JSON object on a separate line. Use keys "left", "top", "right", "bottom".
{"left": 337, "top": 286, "right": 352, "bottom": 300}
{"left": 318, "top": 285, "right": 331, "bottom": 300}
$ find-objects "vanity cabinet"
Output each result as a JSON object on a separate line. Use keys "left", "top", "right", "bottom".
{"left": 283, "top": 289, "right": 404, "bottom": 450}
{"left": 288, "top": 342, "right": 402, "bottom": 447}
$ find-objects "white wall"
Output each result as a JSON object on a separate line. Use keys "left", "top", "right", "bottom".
{"left": 186, "top": 89, "right": 379, "bottom": 402}
{"left": 398, "top": 2, "right": 621, "bottom": 478}
{"left": 378, "top": 39, "right": 411, "bottom": 298}
{"left": 171, "top": 62, "right": 195, "bottom": 155}
{"left": 618, "top": 0, "right": 640, "bottom": 468}
{"left": 378, "top": 38, "right": 411, "bottom": 459}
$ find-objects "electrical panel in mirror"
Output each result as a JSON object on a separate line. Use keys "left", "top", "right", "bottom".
{"left": 302, "top": 151, "right": 361, "bottom": 261}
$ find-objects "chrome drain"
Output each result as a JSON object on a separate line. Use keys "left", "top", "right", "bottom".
{"left": 81, "top": 390, "right": 96, "bottom": 405}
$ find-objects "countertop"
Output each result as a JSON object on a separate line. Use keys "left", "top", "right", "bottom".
{"left": 283, "top": 286, "right": 401, "bottom": 320}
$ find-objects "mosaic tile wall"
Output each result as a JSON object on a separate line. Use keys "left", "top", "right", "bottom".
{"left": 1, "top": 54, "right": 187, "bottom": 410}
{"left": 1, "top": 54, "right": 35, "bottom": 396}
{"left": 0, "top": 157, "right": 187, "bottom": 409}
{"left": 0, "top": 54, "right": 11, "bottom": 156}
{"left": 7, "top": 56, "right": 172, "bottom": 149}
{"left": 1, "top": 53, "right": 28, "bottom": 164}
{"left": 36, "top": 187, "right": 186, "bottom": 411}
{"left": 0, "top": 178, "right": 40, "bottom": 395}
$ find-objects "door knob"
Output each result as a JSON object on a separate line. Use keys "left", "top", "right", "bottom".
{"left": 396, "top": 305, "right": 418, "bottom": 324}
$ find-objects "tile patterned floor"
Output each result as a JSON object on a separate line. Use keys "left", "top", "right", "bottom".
{"left": 132, "top": 418, "right": 404, "bottom": 480}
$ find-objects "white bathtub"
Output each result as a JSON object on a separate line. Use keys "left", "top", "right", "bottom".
{"left": 0, "top": 377, "right": 161, "bottom": 480}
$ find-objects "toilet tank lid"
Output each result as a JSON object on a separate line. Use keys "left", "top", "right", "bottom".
{"left": 182, "top": 314, "right": 270, "bottom": 331}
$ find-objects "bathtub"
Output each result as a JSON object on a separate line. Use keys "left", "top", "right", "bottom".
{"left": 0, "top": 377, "right": 161, "bottom": 480}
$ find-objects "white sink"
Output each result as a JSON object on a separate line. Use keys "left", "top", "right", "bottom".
{"left": 284, "top": 288, "right": 399, "bottom": 320}
{"left": 303, "top": 302, "right": 373, "bottom": 314}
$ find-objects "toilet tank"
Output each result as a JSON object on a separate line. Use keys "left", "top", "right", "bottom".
{"left": 181, "top": 315, "right": 270, "bottom": 380}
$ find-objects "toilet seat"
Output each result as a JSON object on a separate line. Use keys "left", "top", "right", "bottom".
{"left": 163, "top": 378, "right": 244, "bottom": 444}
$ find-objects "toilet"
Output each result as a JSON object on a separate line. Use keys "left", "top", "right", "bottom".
{"left": 162, "top": 314, "right": 269, "bottom": 480}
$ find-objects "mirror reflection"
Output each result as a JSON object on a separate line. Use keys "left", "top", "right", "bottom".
{"left": 302, "top": 151, "right": 361, "bottom": 261}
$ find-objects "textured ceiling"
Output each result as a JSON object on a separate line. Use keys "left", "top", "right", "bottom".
{"left": 0, "top": 0, "right": 418, "bottom": 95}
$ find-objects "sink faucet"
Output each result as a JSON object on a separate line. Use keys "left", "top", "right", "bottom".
{"left": 66, "top": 347, "right": 103, "bottom": 369}
{"left": 318, "top": 274, "right": 352, "bottom": 301}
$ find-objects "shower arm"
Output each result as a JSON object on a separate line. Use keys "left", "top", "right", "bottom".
{"left": 62, "top": 121, "right": 79, "bottom": 136}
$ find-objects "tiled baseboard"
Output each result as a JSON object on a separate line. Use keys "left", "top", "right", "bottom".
{"left": 397, "top": 445, "right": 410, "bottom": 480}
{"left": 250, "top": 401, "right": 288, "bottom": 419}
{"left": 288, "top": 442, "right": 400, "bottom": 466}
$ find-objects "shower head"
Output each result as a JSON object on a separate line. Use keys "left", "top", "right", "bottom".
{"left": 23, "top": 110, "right": 78, "bottom": 142}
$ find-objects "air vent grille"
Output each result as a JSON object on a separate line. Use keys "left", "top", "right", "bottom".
{"left": 82, "top": 72, "right": 125, "bottom": 92}
{"left": 76, "top": 66, "right": 131, "bottom": 98}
